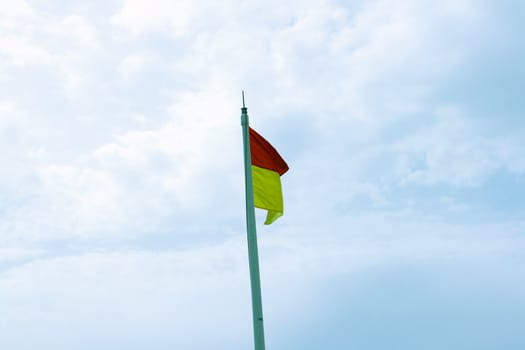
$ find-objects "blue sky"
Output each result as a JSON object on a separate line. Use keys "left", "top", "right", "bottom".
{"left": 1, "top": 0, "right": 524, "bottom": 349}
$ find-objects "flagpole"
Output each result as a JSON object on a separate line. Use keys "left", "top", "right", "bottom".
{"left": 241, "top": 91, "right": 266, "bottom": 350}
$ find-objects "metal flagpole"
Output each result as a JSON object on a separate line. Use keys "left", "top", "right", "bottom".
{"left": 240, "top": 91, "right": 266, "bottom": 350}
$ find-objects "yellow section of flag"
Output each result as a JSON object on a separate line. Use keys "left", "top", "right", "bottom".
{"left": 252, "top": 165, "right": 284, "bottom": 225}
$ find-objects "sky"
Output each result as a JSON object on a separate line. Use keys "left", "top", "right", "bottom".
{"left": 0, "top": 0, "right": 524, "bottom": 349}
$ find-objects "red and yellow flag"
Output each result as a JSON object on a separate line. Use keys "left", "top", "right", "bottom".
{"left": 249, "top": 127, "right": 289, "bottom": 225}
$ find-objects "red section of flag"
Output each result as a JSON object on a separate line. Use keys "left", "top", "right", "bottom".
{"left": 249, "top": 127, "right": 289, "bottom": 176}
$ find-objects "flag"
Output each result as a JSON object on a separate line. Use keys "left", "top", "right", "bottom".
{"left": 249, "top": 127, "right": 289, "bottom": 225}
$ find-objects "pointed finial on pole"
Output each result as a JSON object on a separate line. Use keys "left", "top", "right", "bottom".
{"left": 241, "top": 90, "right": 248, "bottom": 115}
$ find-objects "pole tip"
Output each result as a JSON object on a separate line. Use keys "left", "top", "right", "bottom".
{"left": 241, "top": 90, "right": 248, "bottom": 114}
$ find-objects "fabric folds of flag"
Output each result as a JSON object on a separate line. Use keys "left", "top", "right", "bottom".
{"left": 249, "top": 127, "right": 289, "bottom": 225}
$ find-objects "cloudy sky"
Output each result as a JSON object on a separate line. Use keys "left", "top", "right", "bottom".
{"left": 1, "top": 0, "right": 524, "bottom": 349}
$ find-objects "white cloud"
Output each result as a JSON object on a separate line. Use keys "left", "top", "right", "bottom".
{"left": 0, "top": 165, "right": 124, "bottom": 241}
{"left": 0, "top": 242, "right": 253, "bottom": 348}
{"left": 39, "top": 165, "right": 123, "bottom": 225}
{"left": 0, "top": 100, "right": 20, "bottom": 128}
{"left": 118, "top": 53, "right": 148, "bottom": 79}
{"left": 51, "top": 15, "right": 99, "bottom": 48}
{"left": 0, "top": 0, "right": 519, "bottom": 246}
{"left": 0, "top": 36, "right": 54, "bottom": 67}
{"left": 0, "top": 3, "right": 523, "bottom": 349}
{"left": 27, "top": 148, "right": 49, "bottom": 159}
{"left": 0, "top": 85, "right": 246, "bottom": 241}
{"left": 93, "top": 87, "right": 244, "bottom": 217}
{"left": 0, "top": 217, "right": 521, "bottom": 348}
{"left": 0, "top": 247, "right": 45, "bottom": 262}
{"left": 0, "top": 0, "right": 34, "bottom": 19}
{"left": 112, "top": 0, "right": 194, "bottom": 35}
{"left": 392, "top": 109, "right": 522, "bottom": 186}
{"left": 0, "top": 11, "right": 100, "bottom": 92}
